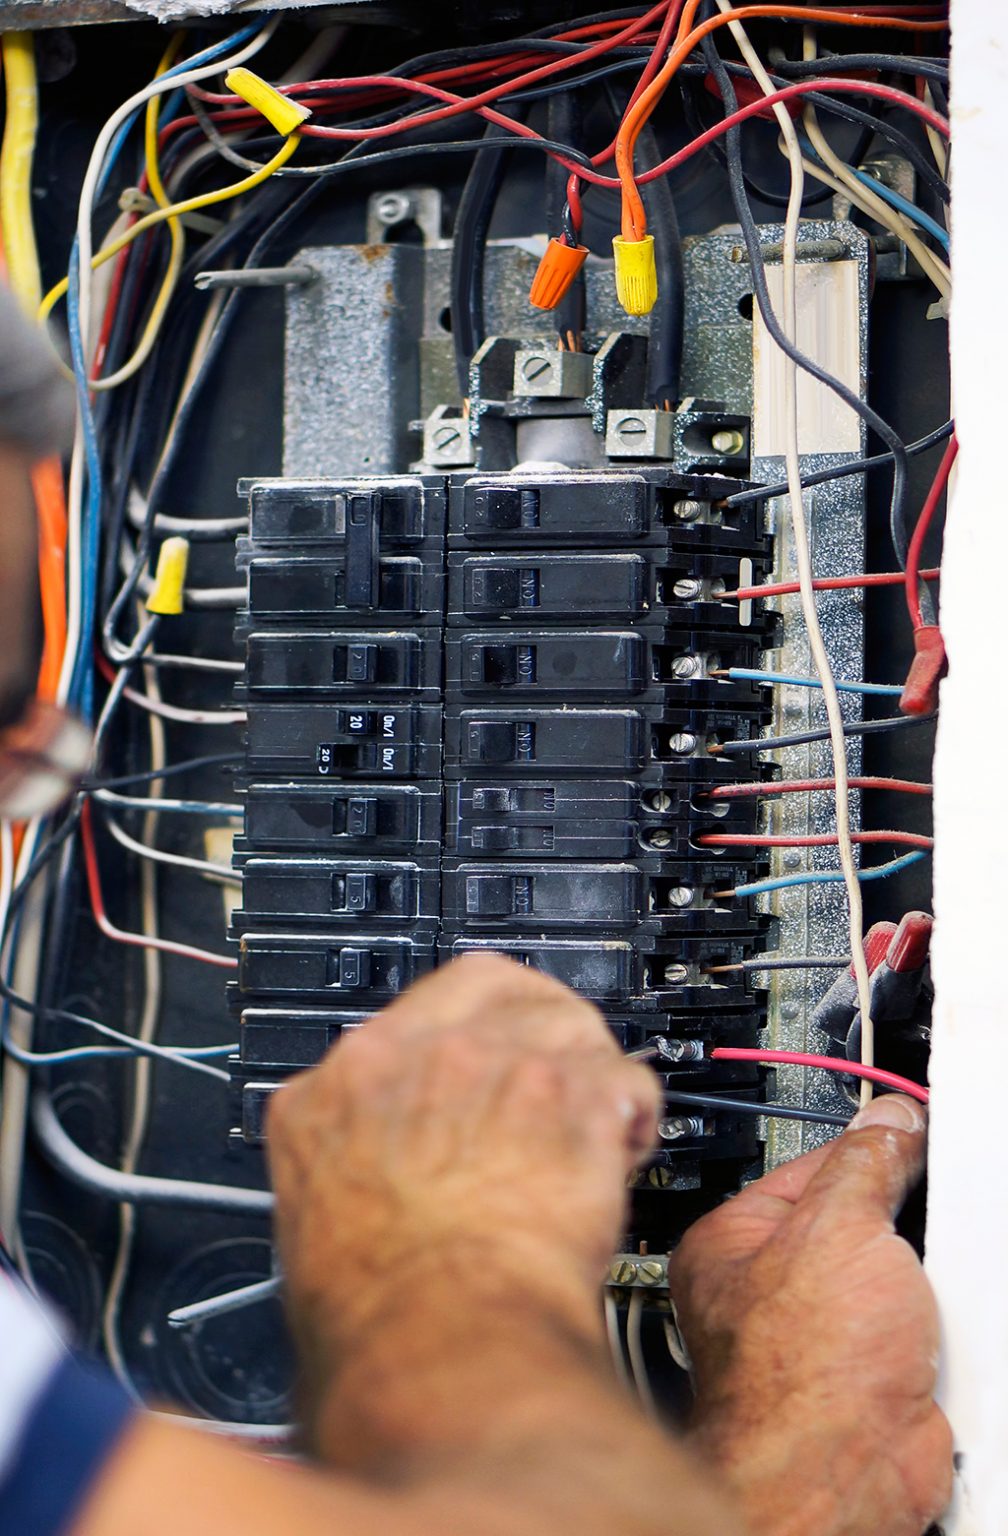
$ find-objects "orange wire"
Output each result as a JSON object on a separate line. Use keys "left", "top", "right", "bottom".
{"left": 31, "top": 456, "right": 68, "bottom": 703}
{"left": 615, "top": 3, "right": 950, "bottom": 239}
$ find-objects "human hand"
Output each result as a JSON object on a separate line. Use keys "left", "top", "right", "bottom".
{"left": 267, "top": 954, "right": 659, "bottom": 1431}
{"left": 667, "top": 1095, "right": 951, "bottom": 1536}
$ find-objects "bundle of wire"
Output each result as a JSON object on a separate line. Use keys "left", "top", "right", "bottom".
{"left": 0, "top": 1, "right": 948, "bottom": 1408}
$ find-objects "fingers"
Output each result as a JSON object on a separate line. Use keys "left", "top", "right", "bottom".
{"left": 349, "top": 952, "right": 617, "bottom": 1054}
{"left": 796, "top": 1093, "right": 928, "bottom": 1228}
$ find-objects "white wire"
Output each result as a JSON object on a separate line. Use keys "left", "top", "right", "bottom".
{"left": 117, "top": 685, "right": 246, "bottom": 726}
{"left": 717, "top": 0, "right": 875, "bottom": 1104}
{"left": 126, "top": 484, "right": 248, "bottom": 540}
{"left": 0, "top": 822, "right": 12, "bottom": 952}
{"left": 603, "top": 1290, "right": 632, "bottom": 1394}
{"left": 72, "top": 22, "right": 275, "bottom": 357}
{"left": 141, "top": 653, "right": 244, "bottom": 676}
{"left": 103, "top": 812, "right": 238, "bottom": 883}
{"left": 795, "top": 41, "right": 950, "bottom": 300}
{"left": 625, "top": 1288, "right": 657, "bottom": 1418}
{"left": 103, "top": 646, "right": 162, "bottom": 1400}
{"left": 0, "top": 819, "right": 52, "bottom": 1251}
{"left": 93, "top": 789, "right": 242, "bottom": 817}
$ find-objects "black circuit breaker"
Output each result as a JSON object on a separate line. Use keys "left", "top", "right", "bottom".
{"left": 230, "top": 468, "right": 781, "bottom": 1199}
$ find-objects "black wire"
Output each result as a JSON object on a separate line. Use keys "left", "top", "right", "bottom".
{"left": 677, "top": 71, "right": 840, "bottom": 212}
{"left": 82, "top": 753, "right": 240, "bottom": 791}
{"left": 712, "top": 955, "right": 851, "bottom": 971}
{"left": 724, "top": 419, "right": 954, "bottom": 506}
{"left": 766, "top": 50, "right": 948, "bottom": 87}
{"left": 663, "top": 1088, "right": 851, "bottom": 1128}
{"left": 450, "top": 118, "right": 524, "bottom": 396}
{"left": 716, "top": 712, "right": 937, "bottom": 756}
{"left": 547, "top": 89, "right": 587, "bottom": 339}
{"left": 634, "top": 108, "right": 685, "bottom": 404}
{"left": 702, "top": 26, "right": 922, "bottom": 612}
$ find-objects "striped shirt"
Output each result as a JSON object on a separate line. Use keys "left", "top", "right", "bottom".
{"left": 0, "top": 1276, "right": 134, "bottom": 1534}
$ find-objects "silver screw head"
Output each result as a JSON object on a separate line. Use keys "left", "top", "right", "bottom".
{"left": 648, "top": 830, "right": 672, "bottom": 849}
{"left": 672, "top": 498, "right": 704, "bottom": 522}
{"left": 663, "top": 962, "right": 689, "bottom": 984}
{"left": 648, "top": 789, "right": 674, "bottom": 812}
{"left": 432, "top": 423, "right": 462, "bottom": 449}
{"left": 671, "top": 654, "right": 700, "bottom": 679}
{"left": 667, "top": 885, "right": 694, "bottom": 909}
{"left": 520, "top": 354, "right": 552, "bottom": 383}
{"left": 711, "top": 427, "right": 745, "bottom": 456}
{"left": 375, "top": 192, "right": 411, "bottom": 224}
{"left": 667, "top": 732, "right": 697, "bottom": 756}
{"left": 615, "top": 414, "right": 648, "bottom": 442}
{"left": 638, "top": 1259, "right": 666, "bottom": 1285}
{"left": 610, "top": 1258, "right": 638, "bottom": 1285}
{"left": 672, "top": 578, "right": 702, "bottom": 600}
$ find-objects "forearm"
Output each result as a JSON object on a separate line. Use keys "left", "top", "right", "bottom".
{"left": 292, "top": 1246, "right": 736, "bottom": 1536}
{"left": 72, "top": 1385, "right": 736, "bottom": 1536}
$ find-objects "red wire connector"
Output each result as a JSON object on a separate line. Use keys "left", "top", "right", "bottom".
{"left": 529, "top": 237, "right": 589, "bottom": 310}
{"left": 901, "top": 434, "right": 957, "bottom": 715}
{"left": 901, "top": 625, "right": 946, "bottom": 717}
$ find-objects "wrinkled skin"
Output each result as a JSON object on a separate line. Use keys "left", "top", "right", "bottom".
{"left": 669, "top": 1094, "right": 953, "bottom": 1536}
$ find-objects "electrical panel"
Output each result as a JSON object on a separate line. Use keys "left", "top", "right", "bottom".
{"left": 230, "top": 465, "right": 772, "bottom": 1209}
{"left": 3, "top": 1, "right": 946, "bottom": 1429}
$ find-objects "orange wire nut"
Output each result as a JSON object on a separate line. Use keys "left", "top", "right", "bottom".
{"left": 529, "top": 237, "right": 589, "bottom": 310}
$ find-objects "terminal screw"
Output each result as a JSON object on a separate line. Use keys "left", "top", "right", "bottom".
{"left": 711, "top": 428, "right": 745, "bottom": 456}
{"left": 610, "top": 1258, "right": 638, "bottom": 1285}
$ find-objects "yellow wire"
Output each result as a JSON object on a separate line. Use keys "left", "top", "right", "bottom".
{"left": 0, "top": 34, "right": 42, "bottom": 312}
{"left": 87, "top": 34, "right": 186, "bottom": 392}
{"left": 39, "top": 132, "right": 300, "bottom": 331}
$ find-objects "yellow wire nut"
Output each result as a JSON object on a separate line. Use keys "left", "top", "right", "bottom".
{"left": 612, "top": 234, "right": 657, "bottom": 317}
{"left": 225, "top": 67, "right": 311, "bottom": 135}
{"left": 146, "top": 537, "right": 190, "bottom": 615}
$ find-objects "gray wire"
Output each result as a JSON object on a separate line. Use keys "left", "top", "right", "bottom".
{"left": 32, "top": 1093, "right": 274, "bottom": 1215}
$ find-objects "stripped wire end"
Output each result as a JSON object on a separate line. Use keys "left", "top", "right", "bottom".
{"left": 612, "top": 233, "right": 657, "bottom": 315}
{"left": 529, "top": 236, "right": 589, "bottom": 311}
{"left": 224, "top": 67, "right": 311, "bottom": 134}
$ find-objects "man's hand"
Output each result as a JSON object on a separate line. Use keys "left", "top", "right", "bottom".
{"left": 267, "top": 954, "right": 661, "bottom": 1473}
{"left": 668, "top": 1094, "right": 952, "bottom": 1536}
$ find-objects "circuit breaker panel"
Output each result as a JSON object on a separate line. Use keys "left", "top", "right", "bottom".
{"left": 231, "top": 466, "right": 784, "bottom": 1216}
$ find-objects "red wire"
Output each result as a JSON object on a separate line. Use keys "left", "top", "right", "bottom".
{"left": 905, "top": 435, "right": 957, "bottom": 629}
{"left": 707, "top": 775, "right": 932, "bottom": 798}
{"left": 179, "top": 71, "right": 945, "bottom": 186}
{"left": 728, "top": 567, "right": 940, "bottom": 602}
{"left": 80, "top": 801, "right": 238, "bottom": 969}
{"left": 567, "top": 0, "right": 686, "bottom": 234}
{"left": 710, "top": 1047, "right": 929, "bottom": 1105}
{"left": 698, "top": 829, "right": 934, "bottom": 849}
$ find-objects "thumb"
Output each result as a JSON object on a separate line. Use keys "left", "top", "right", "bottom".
{"left": 798, "top": 1093, "right": 928, "bottom": 1227}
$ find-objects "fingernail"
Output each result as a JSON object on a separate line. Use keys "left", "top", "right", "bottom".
{"left": 848, "top": 1094, "right": 927, "bottom": 1134}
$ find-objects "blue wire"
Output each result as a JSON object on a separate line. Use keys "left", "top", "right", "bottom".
{"left": 64, "top": 20, "right": 268, "bottom": 720}
{"left": 65, "top": 246, "right": 102, "bottom": 720}
{"left": 96, "top": 24, "right": 264, "bottom": 199}
{"left": 2, "top": 1037, "right": 236, "bottom": 1066}
{"left": 846, "top": 165, "right": 950, "bottom": 253}
{"left": 724, "top": 667, "right": 904, "bottom": 698}
{"left": 797, "top": 133, "right": 949, "bottom": 254}
{"left": 729, "top": 850, "right": 928, "bottom": 899}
